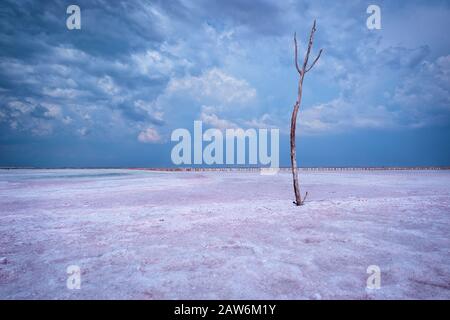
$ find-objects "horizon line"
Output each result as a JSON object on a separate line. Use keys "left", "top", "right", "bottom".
{"left": 1, "top": 166, "right": 450, "bottom": 171}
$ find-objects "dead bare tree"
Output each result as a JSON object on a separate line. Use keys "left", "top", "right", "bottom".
{"left": 290, "top": 20, "right": 323, "bottom": 206}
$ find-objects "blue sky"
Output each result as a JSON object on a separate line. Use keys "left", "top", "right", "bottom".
{"left": 0, "top": 0, "right": 449, "bottom": 167}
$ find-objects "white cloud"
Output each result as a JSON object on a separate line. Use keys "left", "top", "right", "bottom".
{"left": 298, "top": 98, "right": 399, "bottom": 134}
{"left": 62, "top": 116, "right": 73, "bottom": 125}
{"left": 53, "top": 46, "right": 88, "bottom": 62}
{"left": 134, "top": 100, "right": 163, "bottom": 122}
{"left": 97, "top": 76, "right": 120, "bottom": 95}
{"left": 244, "top": 114, "right": 277, "bottom": 129}
{"left": 392, "top": 54, "right": 450, "bottom": 122}
{"left": 77, "top": 127, "right": 90, "bottom": 136}
{"left": 138, "top": 127, "right": 162, "bottom": 143}
{"left": 132, "top": 50, "right": 174, "bottom": 77}
{"left": 200, "top": 106, "right": 238, "bottom": 129}
{"left": 130, "top": 48, "right": 192, "bottom": 79}
{"left": 166, "top": 68, "right": 257, "bottom": 105}
{"left": 40, "top": 103, "right": 61, "bottom": 118}
{"left": 7, "top": 100, "right": 33, "bottom": 114}
{"left": 42, "top": 87, "right": 82, "bottom": 98}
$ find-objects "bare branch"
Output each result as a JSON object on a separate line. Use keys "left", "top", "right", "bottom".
{"left": 302, "top": 191, "right": 308, "bottom": 203}
{"left": 302, "top": 19, "right": 317, "bottom": 71}
{"left": 294, "top": 32, "right": 302, "bottom": 75}
{"left": 290, "top": 20, "right": 323, "bottom": 207}
{"left": 305, "top": 48, "right": 323, "bottom": 73}
{"left": 294, "top": 191, "right": 308, "bottom": 206}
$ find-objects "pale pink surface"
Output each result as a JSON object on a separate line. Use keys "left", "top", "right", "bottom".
{"left": 0, "top": 169, "right": 449, "bottom": 299}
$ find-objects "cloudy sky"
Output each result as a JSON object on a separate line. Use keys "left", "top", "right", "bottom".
{"left": 1, "top": 0, "right": 449, "bottom": 167}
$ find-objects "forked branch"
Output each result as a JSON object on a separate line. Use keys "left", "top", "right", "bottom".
{"left": 305, "top": 48, "right": 323, "bottom": 73}
{"left": 294, "top": 21, "right": 323, "bottom": 77}
{"left": 294, "top": 32, "right": 302, "bottom": 76}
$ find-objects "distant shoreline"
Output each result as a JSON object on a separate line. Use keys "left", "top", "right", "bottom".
{"left": 133, "top": 167, "right": 450, "bottom": 171}
{"left": 1, "top": 167, "right": 449, "bottom": 171}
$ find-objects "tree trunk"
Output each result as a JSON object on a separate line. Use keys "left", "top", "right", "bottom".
{"left": 290, "top": 21, "right": 322, "bottom": 206}
{"left": 290, "top": 84, "right": 303, "bottom": 205}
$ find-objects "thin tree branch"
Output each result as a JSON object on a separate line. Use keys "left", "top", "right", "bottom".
{"left": 302, "top": 191, "right": 308, "bottom": 204}
{"left": 302, "top": 20, "right": 317, "bottom": 72}
{"left": 294, "top": 32, "right": 302, "bottom": 76}
{"left": 305, "top": 48, "right": 323, "bottom": 73}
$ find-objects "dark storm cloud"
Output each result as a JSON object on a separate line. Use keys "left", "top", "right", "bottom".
{"left": 0, "top": 0, "right": 449, "bottom": 166}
